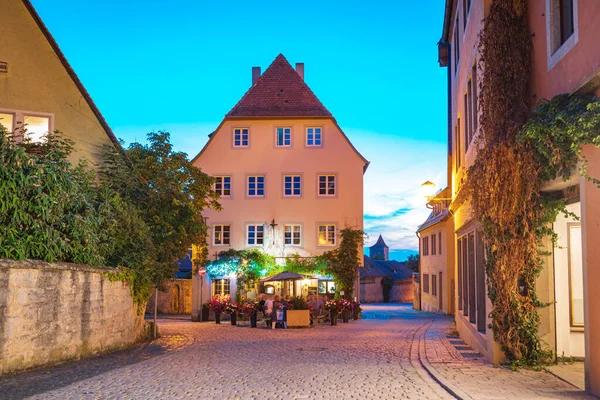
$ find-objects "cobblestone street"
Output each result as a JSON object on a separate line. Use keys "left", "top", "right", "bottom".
{"left": 0, "top": 304, "right": 593, "bottom": 400}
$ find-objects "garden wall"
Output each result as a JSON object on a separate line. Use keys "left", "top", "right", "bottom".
{"left": 0, "top": 259, "right": 149, "bottom": 375}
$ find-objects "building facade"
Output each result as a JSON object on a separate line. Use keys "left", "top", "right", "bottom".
{"left": 0, "top": 0, "right": 120, "bottom": 164}
{"left": 190, "top": 54, "right": 367, "bottom": 312}
{"left": 431, "top": 0, "right": 600, "bottom": 394}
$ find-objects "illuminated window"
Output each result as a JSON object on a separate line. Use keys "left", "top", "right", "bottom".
{"left": 214, "top": 176, "right": 231, "bottom": 197}
{"left": 247, "top": 175, "right": 265, "bottom": 197}
{"left": 213, "top": 224, "right": 230, "bottom": 246}
{"left": 284, "top": 224, "right": 301, "bottom": 246}
{"left": 23, "top": 115, "right": 50, "bottom": 143}
{"left": 0, "top": 113, "right": 14, "bottom": 132}
{"left": 276, "top": 127, "right": 291, "bottom": 147}
{"left": 212, "top": 279, "right": 230, "bottom": 296}
{"left": 233, "top": 128, "right": 249, "bottom": 147}
{"left": 318, "top": 175, "right": 336, "bottom": 196}
{"left": 0, "top": 109, "right": 52, "bottom": 142}
{"left": 306, "top": 127, "right": 322, "bottom": 146}
{"left": 318, "top": 224, "right": 336, "bottom": 246}
{"left": 247, "top": 224, "right": 264, "bottom": 246}
{"left": 284, "top": 175, "right": 301, "bottom": 196}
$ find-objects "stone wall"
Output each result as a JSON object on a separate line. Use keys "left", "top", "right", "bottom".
{"left": 360, "top": 277, "right": 414, "bottom": 303}
{"left": 145, "top": 279, "right": 192, "bottom": 315}
{"left": 0, "top": 259, "right": 149, "bottom": 375}
{"left": 413, "top": 275, "right": 421, "bottom": 311}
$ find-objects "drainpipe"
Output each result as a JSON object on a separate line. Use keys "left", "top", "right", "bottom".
{"left": 416, "top": 231, "right": 422, "bottom": 311}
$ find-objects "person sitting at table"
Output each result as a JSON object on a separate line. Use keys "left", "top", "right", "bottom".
{"left": 271, "top": 295, "right": 287, "bottom": 329}
{"left": 264, "top": 295, "right": 273, "bottom": 327}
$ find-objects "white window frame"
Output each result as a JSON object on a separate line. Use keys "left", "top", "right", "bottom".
{"left": 284, "top": 224, "right": 302, "bottom": 246}
{"left": 212, "top": 279, "right": 231, "bottom": 296}
{"left": 276, "top": 127, "right": 291, "bottom": 147}
{"left": 306, "top": 127, "right": 322, "bottom": 147}
{"left": 247, "top": 175, "right": 265, "bottom": 197}
{"left": 213, "top": 224, "right": 231, "bottom": 246}
{"left": 318, "top": 174, "right": 336, "bottom": 197}
{"left": 546, "top": 0, "right": 579, "bottom": 71}
{"left": 283, "top": 174, "right": 301, "bottom": 197}
{"left": 246, "top": 224, "right": 265, "bottom": 246}
{"left": 0, "top": 108, "right": 54, "bottom": 143}
{"left": 214, "top": 176, "right": 231, "bottom": 197}
{"left": 318, "top": 224, "right": 336, "bottom": 247}
{"left": 233, "top": 127, "right": 249, "bottom": 147}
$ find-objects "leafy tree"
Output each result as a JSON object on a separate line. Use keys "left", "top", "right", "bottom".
{"left": 100, "top": 131, "right": 221, "bottom": 284}
{"left": 405, "top": 254, "right": 419, "bottom": 273}
{"left": 322, "top": 227, "right": 365, "bottom": 299}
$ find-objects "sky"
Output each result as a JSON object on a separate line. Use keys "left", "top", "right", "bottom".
{"left": 31, "top": 0, "right": 448, "bottom": 261}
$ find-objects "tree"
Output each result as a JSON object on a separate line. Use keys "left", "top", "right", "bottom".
{"left": 405, "top": 254, "right": 419, "bottom": 273}
{"left": 322, "top": 227, "right": 365, "bottom": 299}
{"left": 100, "top": 131, "right": 221, "bottom": 284}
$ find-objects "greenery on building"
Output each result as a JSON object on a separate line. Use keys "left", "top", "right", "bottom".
{"left": 0, "top": 127, "right": 219, "bottom": 310}
{"left": 466, "top": 0, "right": 600, "bottom": 365}
{"left": 405, "top": 254, "right": 419, "bottom": 272}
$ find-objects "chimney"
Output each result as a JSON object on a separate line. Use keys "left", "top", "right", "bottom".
{"left": 295, "top": 63, "right": 304, "bottom": 80}
{"left": 252, "top": 66, "right": 261, "bottom": 85}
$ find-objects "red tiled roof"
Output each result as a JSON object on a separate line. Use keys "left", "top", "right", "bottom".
{"left": 226, "top": 54, "right": 332, "bottom": 118}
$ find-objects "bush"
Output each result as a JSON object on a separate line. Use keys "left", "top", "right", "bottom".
{"left": 289, "top": 296, "right": 308, "bottom": 310}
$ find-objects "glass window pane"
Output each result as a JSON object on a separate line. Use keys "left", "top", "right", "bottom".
{"left": 24, "top": 115, "right": 49, "bottom": 142}
{"left": 0, "top": 113, "right": 14, "bottom": 132}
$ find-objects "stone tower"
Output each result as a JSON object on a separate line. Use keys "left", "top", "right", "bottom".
{"left": 369, "top": 235, "right": 389, "bottom": 261}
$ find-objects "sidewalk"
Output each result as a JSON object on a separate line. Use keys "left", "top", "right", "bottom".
{"left": 421, "top": 318, "right": 595, "bottom": 399}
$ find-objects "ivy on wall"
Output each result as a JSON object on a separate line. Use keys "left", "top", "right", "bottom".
{"left": 466, "top": 0, "right": 600, "bottom": 365}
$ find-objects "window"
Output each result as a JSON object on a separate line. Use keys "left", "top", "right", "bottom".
{"left": 318, "top": 224, "right": 336, "bottom": 246}
{"left": 212, "top": 279, "right": 230, "bottom": 296}
{"left": 284, "top": 224, "right": 301, "bottom": 246}
{"left": 455, "top": 118, "right": 462, "bottom": 169}
{"left": 247, "top": 175, "right": 265, "bottom": 197}
{"left": 547, "top": 0, "right": 578, "bottom": 69}
{"left": 438, "top": 232, "right": 442, "bottom": 255}
{"left": 559, "top": 0, "right": 575, "bottom": 45}
{"left": 463, "top": 0, "right": 471, "bottom": 28}
{"left": 432, "top": 234, "right": 437, "bottom": 256}
{"left": 213, "top": 225, "right": 230, "bottom": 246}
{"left": 472, "top": 64, "right": 478, "bottom": 132}
{"left": 233, "top": 128, "right": 249, "bottom": 147}
{"left": 454, "top": 16, "right": 460, "bottom": 73}
{"left": 284, "top": 175, "right": 301, "bottom": 196}
{"left": 422, "top": 236, "right": 429, "bottom": 256}
{"left": 318, "top": 175, "right": 336, "bottom": 196}
{"left": 247, "top": 224, "right": 264, "bottom": 246}
{"left": 276, "top": 127, "right": 291, "bottom": 147}
{"left": 432, "top": 274, "right": 438, "bottom": 296}
{"left": 306, "top": 127, "right": 322, "bottom": 146}
{"left": 569, "top": 224, "right": 584, "bottom": 327}
{"left": 214, "top": 176, "right": 231, "bottom": 197}
{"left": 0, "top": 109, "right": 52, "bottom": 143}
{"left": 423, "top": 274, "right": 430, "bottom": 293}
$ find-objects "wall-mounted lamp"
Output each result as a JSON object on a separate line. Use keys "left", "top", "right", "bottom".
{"left": 420, "top": 181, "right": 452, "bottom": 202}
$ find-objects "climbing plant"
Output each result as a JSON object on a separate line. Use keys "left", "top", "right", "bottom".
{"left": 322, "top": 227, "right": 365, "bottom": 300}
{"left": 467, "top": 0, "right": 600, "bottom": 365}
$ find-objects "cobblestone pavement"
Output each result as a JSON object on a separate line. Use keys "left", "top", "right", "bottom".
{"left": 0, "top": 304, "right": 595, "bottom": 400}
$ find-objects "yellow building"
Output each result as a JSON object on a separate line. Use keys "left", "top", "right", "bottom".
{"left": 0, "top": 0, "right": 120, "bottom": 164}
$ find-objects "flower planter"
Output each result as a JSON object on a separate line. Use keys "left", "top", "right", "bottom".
{"left": 286, "top": 310, "right": 310, "bottom": 327}
{"left": 215, "top": 312, "right": 221, "bottom": 324}
{"left": 230, "top": 313, "right": 237, "bottom": 326}
{"left": 342, "top": 311, "right": 349, "bottom": 323}
{"left": 250, "top": 311, "right": 258, "bottom": 328}
{"left": 330, "top": 310, "right": 338, "bottom": 326}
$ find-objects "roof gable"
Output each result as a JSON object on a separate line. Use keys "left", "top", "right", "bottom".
{"left": 226, "top": 54, "right": 332, "bottom": 118}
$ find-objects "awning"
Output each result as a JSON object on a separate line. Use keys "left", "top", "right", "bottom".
{"left": 262, "top": 272, "right": 305, "bottom": 282}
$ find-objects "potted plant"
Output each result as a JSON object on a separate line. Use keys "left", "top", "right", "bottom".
{"left": 286, "top": 297, "right": 311, "bottom": 327}
{"left": 338, "top": 299, "right": 353, "bottom": 323}
{"left": 201, "top": 302, "right": 210, "bottom": 322}
{"left": 351, "top": 301, "right": 361, "bottom": 320}
{"left": 324, "top": 300, "right": 338, "bottom": 326}
{"left": 243, "top": 300, "right": 259, "bottom": 328}
{"left": 208, "top": 295, "right": 227, "bottom": 324}
{"left": 227, "top": 302, "right": 240, "bottom": 325}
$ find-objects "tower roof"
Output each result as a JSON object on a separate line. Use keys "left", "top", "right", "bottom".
{"left": 226, "top": 54, "right": 332, "bottom": 118}
{"left": 370, "top": 235, "right": 389, "bottom": 249}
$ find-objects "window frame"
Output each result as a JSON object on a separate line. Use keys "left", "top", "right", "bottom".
{"left": 0, "top": 108, "right": 54, "bottom": 143}
{"left": 232, "top": 127, "right": 250, "bottom": 148}
{"left": 423, "top": 273, "right": 430, "bottom": 294}
{"left": 213, "top": 224, "right": 231, "bottom": 246}
{"left": 246, "top": 224, "right": 265, "bottom": 246}
{"left": 213, "top": 175, "right": 232, "bottom": 198}
{"left": 432, "top": 234, "right": 437, "bottom": 256}
{"left": 212, "top": 279, "right": 231, "bottom": 296}
{"left": 306, "top": 126, "right": 323, "bottom": 147}
{"left": 422, "top": 236, "right": 429, "bottom": 256}
{"left": 276, "top": 126, "right": 292, "bottom": 147}
{"left": 284, "top": 224, "right": 302, "bottom": 246}
{"left": 432, "top": 274, "right": 438, "bottom": 297}
{"left": 546, "top": 0, "right": 579, "bottom": 71}
{"left": 283, "top": 174, "right": 302, "bottom": 197}
{"left": 247, "top": 175, "right": 266, "bottom": 198}
{"left": 317, "top": 174, "right": 336, "bottom": 197}
{"left": 317, "top": 224, "right": 336, "bottom": 247}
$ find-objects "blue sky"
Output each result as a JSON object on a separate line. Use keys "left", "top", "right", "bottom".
{"left": 32, "top": 0, "right": 448, "bottom": 260}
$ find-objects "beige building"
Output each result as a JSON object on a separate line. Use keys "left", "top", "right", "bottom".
{"left": 426, "top": 0, "right": 600, "bottom": 395}
{"left": 0, "top": 0, "right": 120, "bottom": 164}
{"left": 190, "top": 54, "right": 368, "bottom": 314}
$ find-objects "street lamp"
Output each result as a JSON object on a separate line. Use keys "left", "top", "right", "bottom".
{"left": 420, "top": 181, "right": 452, "bottom": 202}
